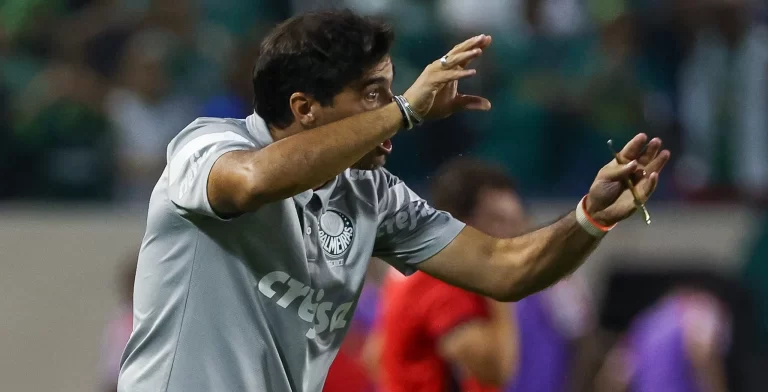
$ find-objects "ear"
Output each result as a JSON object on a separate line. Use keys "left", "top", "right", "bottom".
{"left": 289, "top": 92, "right": 317, "bottom": 128}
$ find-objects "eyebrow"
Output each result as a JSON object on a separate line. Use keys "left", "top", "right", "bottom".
{"left": 361, "top": 76, "right": 390, "bottom": 87}
{"left": 359, "top": 62, "right": 395, "bottom": 88}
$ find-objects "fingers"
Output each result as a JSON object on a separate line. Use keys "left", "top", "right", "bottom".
{"left": 477, "top": 35, "right": 492, "bottom": 50}
{"left": 644, "top": 149, "right": 671, "bottom": 174}
{"left": 639, "top": 172, "right": 660, "bottom": 200}
{"left": 601, "top": 160, "right": 638, "bottom": 181}
{"left": 442, "top": 48, "right": 483, "bottom": 69}
{"left": 447, "top": 34, "right": 490, "bottom": 58}
{"left": 618, "top": 134, "right": 648, "bottom": 162}
{"left": 458, "top": 36, "right": 491, "bottom": 68}
{"left": 454, "top": 94, "right": 491, "bottom": 111}
{"left": 635, "top": 150, "right": 668, "bottom": 199}
{"left": 638, "top": 137, "right": 662, "bottom": 165}
{"left": 432, "top": 68, "right": 477, "bottom": 84}
{"left": 631, "top": 167, "right": 646, "bottom": 184}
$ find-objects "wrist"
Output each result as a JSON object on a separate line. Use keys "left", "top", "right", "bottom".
{"left": 583, "top": 195, "right": 615, "bottom": 227}
{"left": 576, "top": 195, "right": 615, "bottom": 238}
{"left": 393, "top": 95, "right": 423, "bottom": 130}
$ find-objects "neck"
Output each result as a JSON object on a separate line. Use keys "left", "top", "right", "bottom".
{"left": 269, "top": 123, "right": 305, "bottom": 142}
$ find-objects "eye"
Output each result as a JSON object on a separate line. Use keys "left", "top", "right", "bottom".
{"left": 366, "top": 90, "right": 379, "bottom": 102}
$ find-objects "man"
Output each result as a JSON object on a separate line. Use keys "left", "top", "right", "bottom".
{"left": 376, "top": 159, "right": 597, "bottom": 392}
{"left": 118, "top": 10, "right": 670, "bottom": 392}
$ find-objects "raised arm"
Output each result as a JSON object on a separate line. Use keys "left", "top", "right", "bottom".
{"left": 208, "top": 105, "right": 402, "bottom": 215}
{"left": 418, "top": 134, "right": 670, "bottom": 301}
{"left": 208, "top": 35, "right": 492, "bottom": 216}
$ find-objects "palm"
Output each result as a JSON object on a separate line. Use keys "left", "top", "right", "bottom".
{"left": 405, "top": 34, "right": 493, "bottom": 121}
{"left": 429, "top": 81, "right": 459, "bottom": 119}
{"left": 586, "top": 134, "right": 671, "bottom": 226}
{"left": 593, "top": 181, "right": 647, "bottom": 222}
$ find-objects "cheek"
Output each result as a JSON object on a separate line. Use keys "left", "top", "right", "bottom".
{"left": 327, "top": 94, "right": 369, "bottom": 119}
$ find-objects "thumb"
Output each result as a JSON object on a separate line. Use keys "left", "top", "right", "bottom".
{"left": 454, "top": 94, "right": 491, "bottom": 111}
{"left": 601, "top": 160, "right": 638, "bottom": 182}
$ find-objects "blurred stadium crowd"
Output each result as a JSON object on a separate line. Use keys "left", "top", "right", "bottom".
{"left": 2, "top": 0, "right": 768, "bottom": 203}
{"left": 3, "top": 0, "right": 768, "bottom": 391}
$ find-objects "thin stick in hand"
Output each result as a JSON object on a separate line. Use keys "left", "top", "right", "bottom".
{"left": 607, "top": 140, "right": 652, "bottom": 225}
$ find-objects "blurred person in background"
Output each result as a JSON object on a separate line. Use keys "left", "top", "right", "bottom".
{"left": 201, "top": 37, "right": 261, "bottom": 119}
{"left": 11, "top": 61, "right": 115, "bottom": 200}
{"left": 476, "top": 0, "right": 592, "bottom": 196}
{"left": 551, "top": 4, "right": 670, "bottom": 195}
{"left": 437, "top": 0, "right": 519, "bottom": 37}
{"left": 0, "top": 0, "right": 132, "bottom": 201}
{"left": 324, "top": 259, "right": 390, "bottom": 392}
{"left": 595, "top": 280, "right": 732, "bottom": 392}
{"left": 145, "top": 0, "right": 235, "bottom": 99}
{"left": 100, "top": 253, "right": 137, "bottom": 392}
{"left": 106, "top": 29, "right": 198, "bottom": 203}
{"left": 374, "top": 158, "right": 600, "bottom": 392}
{"left": 376, "top": 159, "right": 518, "bottom": 392}
{"left": 676, "top": 0, "right": 768, "bottom": 202}
{"left": 437, "top": 0, "right": 584, "bottom": 38}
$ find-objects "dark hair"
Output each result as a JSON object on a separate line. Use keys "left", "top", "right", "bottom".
{"left": 252, "top": 10, "right": 395, "bottom": 128}
{"left": 430, "top": 158, "right": 518, "bottom": 221}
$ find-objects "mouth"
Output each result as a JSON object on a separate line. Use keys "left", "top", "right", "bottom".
{"left": 377, "top": 139, "right": 393, "bottom": 154}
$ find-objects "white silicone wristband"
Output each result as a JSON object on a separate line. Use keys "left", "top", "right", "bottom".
{"left": 575, "top": 196, "right": 613, "bottom": 238}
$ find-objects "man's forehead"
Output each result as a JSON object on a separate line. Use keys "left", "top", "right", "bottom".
{"left": 363, "top": 57, "right": 393, "bottom": 82}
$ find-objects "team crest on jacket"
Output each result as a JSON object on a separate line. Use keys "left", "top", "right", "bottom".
{"left": 319, "top": 209, "right": 354, "bottom": 258}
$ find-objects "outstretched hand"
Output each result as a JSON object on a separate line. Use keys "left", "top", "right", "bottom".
{"left": 403, "top": 34, "right": 492, "bottom": 121}
{"left": 585, "top": 134, "right": 671, "bottom": 226}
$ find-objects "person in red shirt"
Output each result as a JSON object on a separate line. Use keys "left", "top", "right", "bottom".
{"left": 376, "top": 158, "right": 526, "bottom": 392}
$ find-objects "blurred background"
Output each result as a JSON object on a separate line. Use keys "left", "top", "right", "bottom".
{"left": 1, "top": 0, "right": 768, "bottom": 391}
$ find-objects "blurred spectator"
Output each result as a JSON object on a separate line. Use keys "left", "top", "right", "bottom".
{"left": 376, "top": 159, "right": 520, "bottom": 392}
{"left": 106, "top": 30, "right": 198, "bottom": 203}
{"left": 540, "top": 0, "right": 586, "bottom": 36}
{"left": 375, "top": 158, "right": 599, "bottom": 392}
{"left": 577, "top": 10, "right": 662, "bottom": 143}
{"left": 146, "top": 0, "right": 232, "bottom": 99}
{"left": 437, "top": 0, "right": 584, "bottom": 37}
{"left": 505, "top": 276, "right": 599, "bottom": 392}
{"left": 100, "top": 253, "right": 137, "bottom": 392}
{"left": 475, "top": 0, "right": 589, "bottom": 195}
{"left": 12, "top": 62, "right": 115, "bottom": 200}
{"left": 596, "top": 284, "right": 732, "bottom": 392}
{"left": 437, "top": 0, "right": 519, "bottom": 36}
{"left": 677, "top": 0, "right": 768, "bottom": 202}
{"left": 201, "top": 38, "right": 259, "bottom": 119}
{"left": 201, "top": 0, "right": 286, "bottom": 38}
{"left": 552, "top": 8, "right": 669, "bottom": 193}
